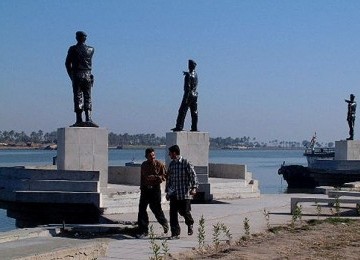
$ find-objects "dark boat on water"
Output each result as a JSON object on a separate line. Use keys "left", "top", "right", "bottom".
{"left": 278, "top": 144, "right": 360, "bottom": 189}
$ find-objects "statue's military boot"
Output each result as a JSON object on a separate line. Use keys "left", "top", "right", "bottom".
{"left": 71, "top": 112, "right": 83, "bottom": 127}
{"left": 171, "top": 127, "right": 183, "bottom": 132}
{"left": 85, "top": 111, "right": 99, "bottom": 127}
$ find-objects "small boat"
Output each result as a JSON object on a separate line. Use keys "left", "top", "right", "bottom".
{"left": 278, "top": 134, "right": 360, "bottom": 188}
{"left": 303, "top": 147, "right": 334, "bottom": 167}
{"left": 125, "top": 161, "right": 142, "bottom": 167}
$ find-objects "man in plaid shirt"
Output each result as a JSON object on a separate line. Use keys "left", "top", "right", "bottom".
{"left": 166, "top": 145, "right": 198, "bottom": 239}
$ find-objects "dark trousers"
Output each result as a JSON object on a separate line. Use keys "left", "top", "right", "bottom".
{"left": 169, "top": 199, "right": 194, "bottom": 236}
{"left": 72, "top": 77, "right": 92, "bottom": 112}
{"left": 348, "top": 119, "right": 355, "bottom": 139}
{"left": 175, "top": 96, "right": 198, "bottom": 131}
{"left": 137, "top": 187, "right": 168, "bottom": 234}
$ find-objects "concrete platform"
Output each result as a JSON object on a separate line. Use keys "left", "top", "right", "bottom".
{"left": 1, "top": 192, "right": 358, "bottom": 260}
{"left": 101, "top": 178, "right": 260, "bottom": 214}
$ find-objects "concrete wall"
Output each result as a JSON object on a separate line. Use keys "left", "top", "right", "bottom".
{"left": 209, "top": 163, "right": 252, "bottom": 181}
{"left": 108, "top": 166, "right": 141, "bottom": 186}
{"left": 108, "top": 163, "right": 251, "bottom": 186}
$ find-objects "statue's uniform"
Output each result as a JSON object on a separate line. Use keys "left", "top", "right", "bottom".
{"left": 175, "top": 71, "right": 198, "bottom": 131}
{"left": 347, "top": 101, "right": 356, "bottom": 139}
{"left": 65, "top": 43, "right": 94, "bottom": 113}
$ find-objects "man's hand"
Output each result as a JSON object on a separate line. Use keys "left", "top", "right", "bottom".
{"left": 190, "top": 188, "right": 197, "bottom": 196}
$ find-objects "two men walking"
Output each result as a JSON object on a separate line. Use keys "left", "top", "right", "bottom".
{"left": 137, "top": 145, "right": 198, "bottom": 239}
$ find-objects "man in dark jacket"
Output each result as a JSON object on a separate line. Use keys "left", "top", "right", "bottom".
{"left": 137, "top": 148, "right": 169, "bottom": 238}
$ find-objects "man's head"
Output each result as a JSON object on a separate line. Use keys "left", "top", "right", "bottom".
{"left": 168, "top": 145, "right": 180, "bottom": 160}
{"left": 188, "top": 59, "right": 197, "bottom": 71}
{"left": 145, "top": 147, "right": 156, "bottom": 162}
{"left": 350, "top": 94, "right": 355, "bottom": 101}
{"left": 76, "top": 31, "right": 87, "bottom": 43}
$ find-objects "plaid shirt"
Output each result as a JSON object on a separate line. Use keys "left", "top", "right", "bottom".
{"left": 166, "top": 156, "right": 198, "bottom": 200}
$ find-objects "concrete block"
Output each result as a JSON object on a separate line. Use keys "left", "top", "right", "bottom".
{"left": 209, "top": 163, "right": 249, "bottom": 180}
{"left": 165, "top": 132, "right": 209, "bottom": 167}
{"left": 335, "top": 140, "right": 360, "bottom": 160}
{"left": 196, "top": 174, "right": 209, "bottom": 184}
{"left": 194, "top": 166, "right": 208, "bottom": 175}
{"left": 0, "top": 179, "right": 98, "bottom": 192}
{"left": 196, "top": 183, "right": 213, "bottom": 201}
{"left": 108, "top": 166, "right": 141, "bottom": 186}
{"left": 57, "top": 127, "right": 108, "bottom": 190}
{"left": 14, "top": 191, "right": 101, "bottom": 207}
{"left": 166, "top": 131, "right": 212, "bottom": 201}
{"left": 0, "top": 168, "right": 99, "bottom": 181}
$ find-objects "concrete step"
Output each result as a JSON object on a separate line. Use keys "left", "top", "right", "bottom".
{"left": 102, "top": 191, "right": 140, "bottom": 214}
{"left": 101, "top": 179, "right": 260, "bottom": 214}
{"left": 0, "top": 179, "right": 99, "bottom": 192}
{"left": 0, "top": 236, "right": 107, "bottom": 260}
{"left": 0, "top": 167, "right": 99, "bottom": 181}
{"left": 209, "top": 178, "right": 260, "bottom": 198}
{"left": 101, "top": 187, "right": 172, "bottom": 214}
{"left": 0, "top": 227, "right": 53, "bottom": 243}
{"left": 8, "top": 191, "right": 101, "bottom": 206}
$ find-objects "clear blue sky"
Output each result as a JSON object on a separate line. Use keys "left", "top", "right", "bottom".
{"left": 1, "top": 0, "right": 360, "bottom": 143}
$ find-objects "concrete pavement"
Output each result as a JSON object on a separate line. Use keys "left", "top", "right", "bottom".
{"left": 98, "top": 193, "right": 320, "bottom": 260}
{"left": 0, "top": 192, "right": 359, "bottom": 259}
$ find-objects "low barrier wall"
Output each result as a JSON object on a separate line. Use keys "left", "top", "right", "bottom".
{"left": 108, "top": 166, "right": 140, "bottom": 185}
{"left": 209, "top": 163, "right": 251, "bottom": 181}
{"left": 108, "top": 163, "right": 251, "bottom": 185}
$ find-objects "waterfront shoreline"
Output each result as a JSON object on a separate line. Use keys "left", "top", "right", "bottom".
{"left": 0, "top": 144, "right": 304, "bottom": 151}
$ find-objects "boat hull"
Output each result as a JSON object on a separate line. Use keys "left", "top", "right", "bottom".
{"left": 278, "top": 164, "right": 360, "bottom": 189}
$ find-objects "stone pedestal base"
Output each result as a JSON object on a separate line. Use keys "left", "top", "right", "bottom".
{"left": 57, "top": 127, "right": 108, "bottom": 190}
{"left": 166, "top": 131, "right": 212, "bottom": 201}
{"left": 335, "top": 140, "right": 360, "bottom": 160}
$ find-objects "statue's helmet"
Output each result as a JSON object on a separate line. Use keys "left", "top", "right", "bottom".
{"left": 76, "top": 31, "right": 87, "bottom": 37}
{"left": 188, "top": 59, "right": 197, "bottom": 68}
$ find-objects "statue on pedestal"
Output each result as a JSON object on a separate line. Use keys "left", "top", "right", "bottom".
{"left": 345, "top": 94, "right": 356, "bottom": 140}
{"left": 65, "top": 31, "right": 98, "bottom": 127}
{"left": 171, "top": 60, "right": 198, "bottom": 132}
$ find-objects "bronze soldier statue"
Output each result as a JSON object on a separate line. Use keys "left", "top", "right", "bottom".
{"left": 171, "top": 60, "right": 198, "bottom": 132}
{"left": 65, "top": 31, "right": 98, "bottom": 127}
{"left": 345, "top": 94, "right": 356, "bottom": 140}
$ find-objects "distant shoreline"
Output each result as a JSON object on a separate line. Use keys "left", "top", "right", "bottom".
{"left": 0, "top": 144, "right": 304, "bottom": 151}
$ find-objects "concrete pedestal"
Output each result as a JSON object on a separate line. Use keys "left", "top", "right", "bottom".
{"left": 335, "top": 140, "right": 360, "bottom": 160}
{"left": 57, "top": 127, "right": 108, "bottom": 191}
{"left": 166, "top": 131, "right": 212, "bottom": 201}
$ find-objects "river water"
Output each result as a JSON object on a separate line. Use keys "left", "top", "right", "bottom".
{"left": 0, "top": 148, "right": 306, "bottom": 232}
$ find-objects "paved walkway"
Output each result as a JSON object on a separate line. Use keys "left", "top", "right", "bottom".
{"left": 98, "top": 193, "right": 326, "bottom": 260}
{"left": 0, "top": 193, "right": 359, "bottom": 259}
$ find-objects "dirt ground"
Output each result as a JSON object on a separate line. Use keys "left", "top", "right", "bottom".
{"left": 172, "top": 219, "right": 360, "bottom": 260}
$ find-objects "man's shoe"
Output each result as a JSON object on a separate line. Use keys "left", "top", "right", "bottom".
{"left": 162, "top": 224, "right": 169, "bottom": 234}
{"left": 136, "top": 233, "right": 148, "bottom": 239}
{"left": 171, "top": 127, "right": 182, "bottom": 132}
{"left": 187, "top": 225, "right": 193, "bottom": 236}
{"left": 169, "top": 235, "right": 180, "bottom": 240}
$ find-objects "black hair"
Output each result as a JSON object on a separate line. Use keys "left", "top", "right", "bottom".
{"left": 168, "top": 145, "right": 180, "bottom": 155}
{"left": 145, "top": 147, "right": 155, "bottom": 158}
